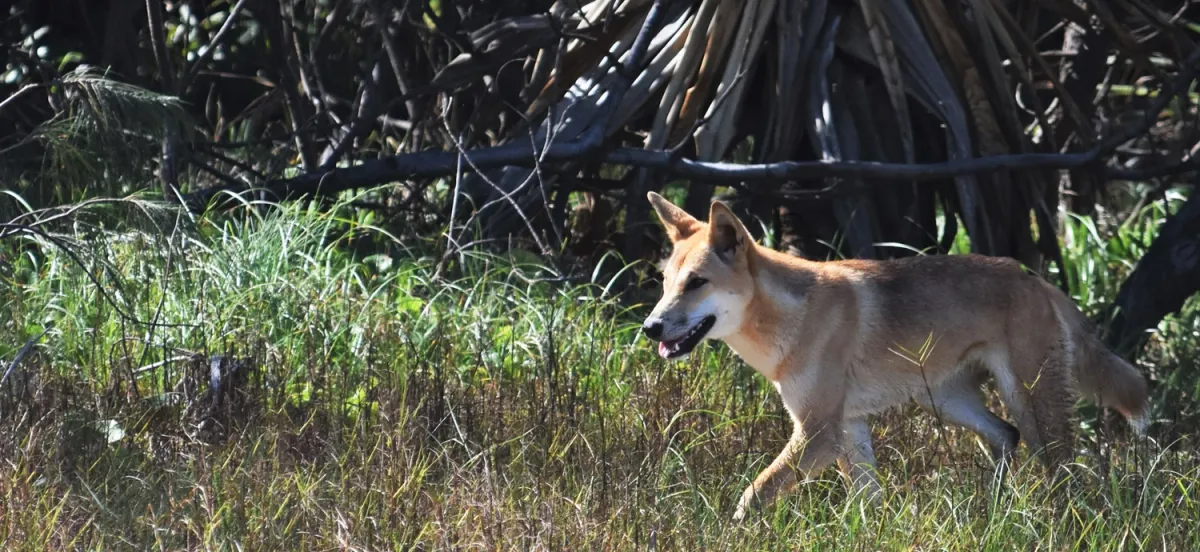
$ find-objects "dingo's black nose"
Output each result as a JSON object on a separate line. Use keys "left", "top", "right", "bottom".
{"left": 642, "top": 321, "right": 663, "bottom": 340}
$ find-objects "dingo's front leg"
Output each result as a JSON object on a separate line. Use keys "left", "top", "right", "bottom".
{"left": 733, "top": 421, "right": 840, "bottom": 521}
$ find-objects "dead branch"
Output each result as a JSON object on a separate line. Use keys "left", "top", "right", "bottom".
{"left": 182, "top": 44, "right": 1200, "bottom": 213}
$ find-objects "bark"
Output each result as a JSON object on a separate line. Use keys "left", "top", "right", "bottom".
{"left": 1104, "top": 189, "right": 1200, "bottom": 357}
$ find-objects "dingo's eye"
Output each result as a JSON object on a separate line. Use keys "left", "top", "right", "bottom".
{"left": 684, "top": 277, "right": 708, "bottom": 291}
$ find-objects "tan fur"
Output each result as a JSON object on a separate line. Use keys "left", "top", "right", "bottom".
{"left": 642, "top": 192, "right": 1151, "bottom": 521}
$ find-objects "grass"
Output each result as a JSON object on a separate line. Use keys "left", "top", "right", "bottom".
{"left": 1, "top": 189, "right": 1199, "bottom": 550}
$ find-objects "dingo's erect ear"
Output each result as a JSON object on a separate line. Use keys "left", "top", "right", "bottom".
{"left": 708, "top": 200, "right": 751, "bottom": 262}
{"left": 647, "top": 191, "right": 700, "bottom": 242}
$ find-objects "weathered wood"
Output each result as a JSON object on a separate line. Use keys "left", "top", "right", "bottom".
{"left": 1104, "top": 188, "right": 1200, "bottom": 357}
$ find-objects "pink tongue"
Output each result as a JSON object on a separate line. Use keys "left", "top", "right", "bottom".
{"left": 658, "top": 342, "right": 672, "bottom": 358}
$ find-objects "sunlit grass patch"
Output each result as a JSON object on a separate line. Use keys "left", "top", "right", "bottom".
{"left": 1, "top": 191, "right": 1198, "bottom": 550}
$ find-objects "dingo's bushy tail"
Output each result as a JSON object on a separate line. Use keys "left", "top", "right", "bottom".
{"left": 1048, "top": 286, "right": 1150, "bottom": 434}
{"left": 1075, "top": 343, "right": 1150, "bottom": 434}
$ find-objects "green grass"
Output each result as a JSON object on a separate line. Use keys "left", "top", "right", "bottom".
{"left": 1, "top": 190, "right": 1198, "bottom": 550}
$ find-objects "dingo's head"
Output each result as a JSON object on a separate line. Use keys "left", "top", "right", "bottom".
{"left": 642, "top": 192, "right": 756, "bottom": 359}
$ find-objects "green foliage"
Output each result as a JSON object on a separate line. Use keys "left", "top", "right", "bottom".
{"left": 1, "top": 190, "right": 1198, "bottom": 549}
{"left": 1055, "top": 193, "right": 1186, "bottom": 314}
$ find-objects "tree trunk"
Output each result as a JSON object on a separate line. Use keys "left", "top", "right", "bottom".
{"left": 1104, "top": 189, "right": 1200, "bottom": 357}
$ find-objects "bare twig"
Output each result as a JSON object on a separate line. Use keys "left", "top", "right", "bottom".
{"left": 145, "top": 0, "right": 182, "bottom": 199}
{"left": 181, "top": 0, "right": 250, "bottom": 94}
{"left": 319, "top": 57, "right": 385, "bottom": 170}
{"left": 265, "top": 0, "right": 317, "bottom": 170}
{"left": 0, "top": 83, "right": 42, "bottom": 114}
{"left": 184, "top": 151, "right": 250, "bottom": 188}
{"left": 193, "top": 147, "right": 268, "bottom": 181}
{"left": 449, "top": 122, "right": 550, "bottom": 255}
{"left": 145, "top": 0, "right": 176, "bottom": 93}
{"left": 368, "top": 0, "right": 419, "bottom": 123}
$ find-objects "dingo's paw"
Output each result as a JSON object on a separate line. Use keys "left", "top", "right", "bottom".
{"left": 732, "top": 486, "right": 760, "bottom": 522}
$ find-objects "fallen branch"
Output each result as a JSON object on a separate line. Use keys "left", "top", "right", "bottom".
{"left": 182, "top": 47, "right": 1200, "bottom": 213}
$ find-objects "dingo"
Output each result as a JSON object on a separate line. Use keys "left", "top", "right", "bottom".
{"left": 641, "top": 192, "right": 1150, "bottom": 520}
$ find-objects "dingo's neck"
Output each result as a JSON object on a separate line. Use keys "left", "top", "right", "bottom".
{"left": 722, "top": 245, "right": 817, "bottom": 380}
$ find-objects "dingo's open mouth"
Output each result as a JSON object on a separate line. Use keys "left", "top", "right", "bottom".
{"left": 658, "top": 315, "right": 716, "bottom": 359}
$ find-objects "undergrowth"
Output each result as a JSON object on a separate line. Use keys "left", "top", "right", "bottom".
{"left": 1, "top": 190, "right": 1198, "bottom": 550}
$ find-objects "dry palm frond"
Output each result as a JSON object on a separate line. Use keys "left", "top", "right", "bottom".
{"left": 474, "top": 0, "right": 697, "bottom": 242}
{"left": 646, "top": 0, "right": 720, "bottom": 149}
{"left": 434, "top": 0, "right": 1178, "bottom": 268}
{"left": 860, "top": 0, "right": 914, "bottom": 163}
{"left": 38, "top": 68, "right": 194, "bottom": 156}
{"left": 28, "top": 68, "right": 194, "bottom": 199}
{"left": 667, "top": 0, "right": 741, "bottom": 149}
{"left": 693, "top": 0, "right": 776, "bottom": 161}
{"left": 914, "top": 0, "right": 1008, "bottom": 156}
{"left": 761, "top": 0, "right": 810, "bottom": 162}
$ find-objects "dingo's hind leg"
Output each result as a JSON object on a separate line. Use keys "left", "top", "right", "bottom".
{"left": 836, "top": 418, "right": 882, "bottom": 503}
{"left": 989, "top": 345, "right": 1077, "bottom": 475}
{"left": 916, "top": 368, "right": 1021, "bottom": 464}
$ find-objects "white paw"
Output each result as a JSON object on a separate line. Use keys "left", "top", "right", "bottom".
{"left": 732, "top": 487, "right": 757, "bottom": 521}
